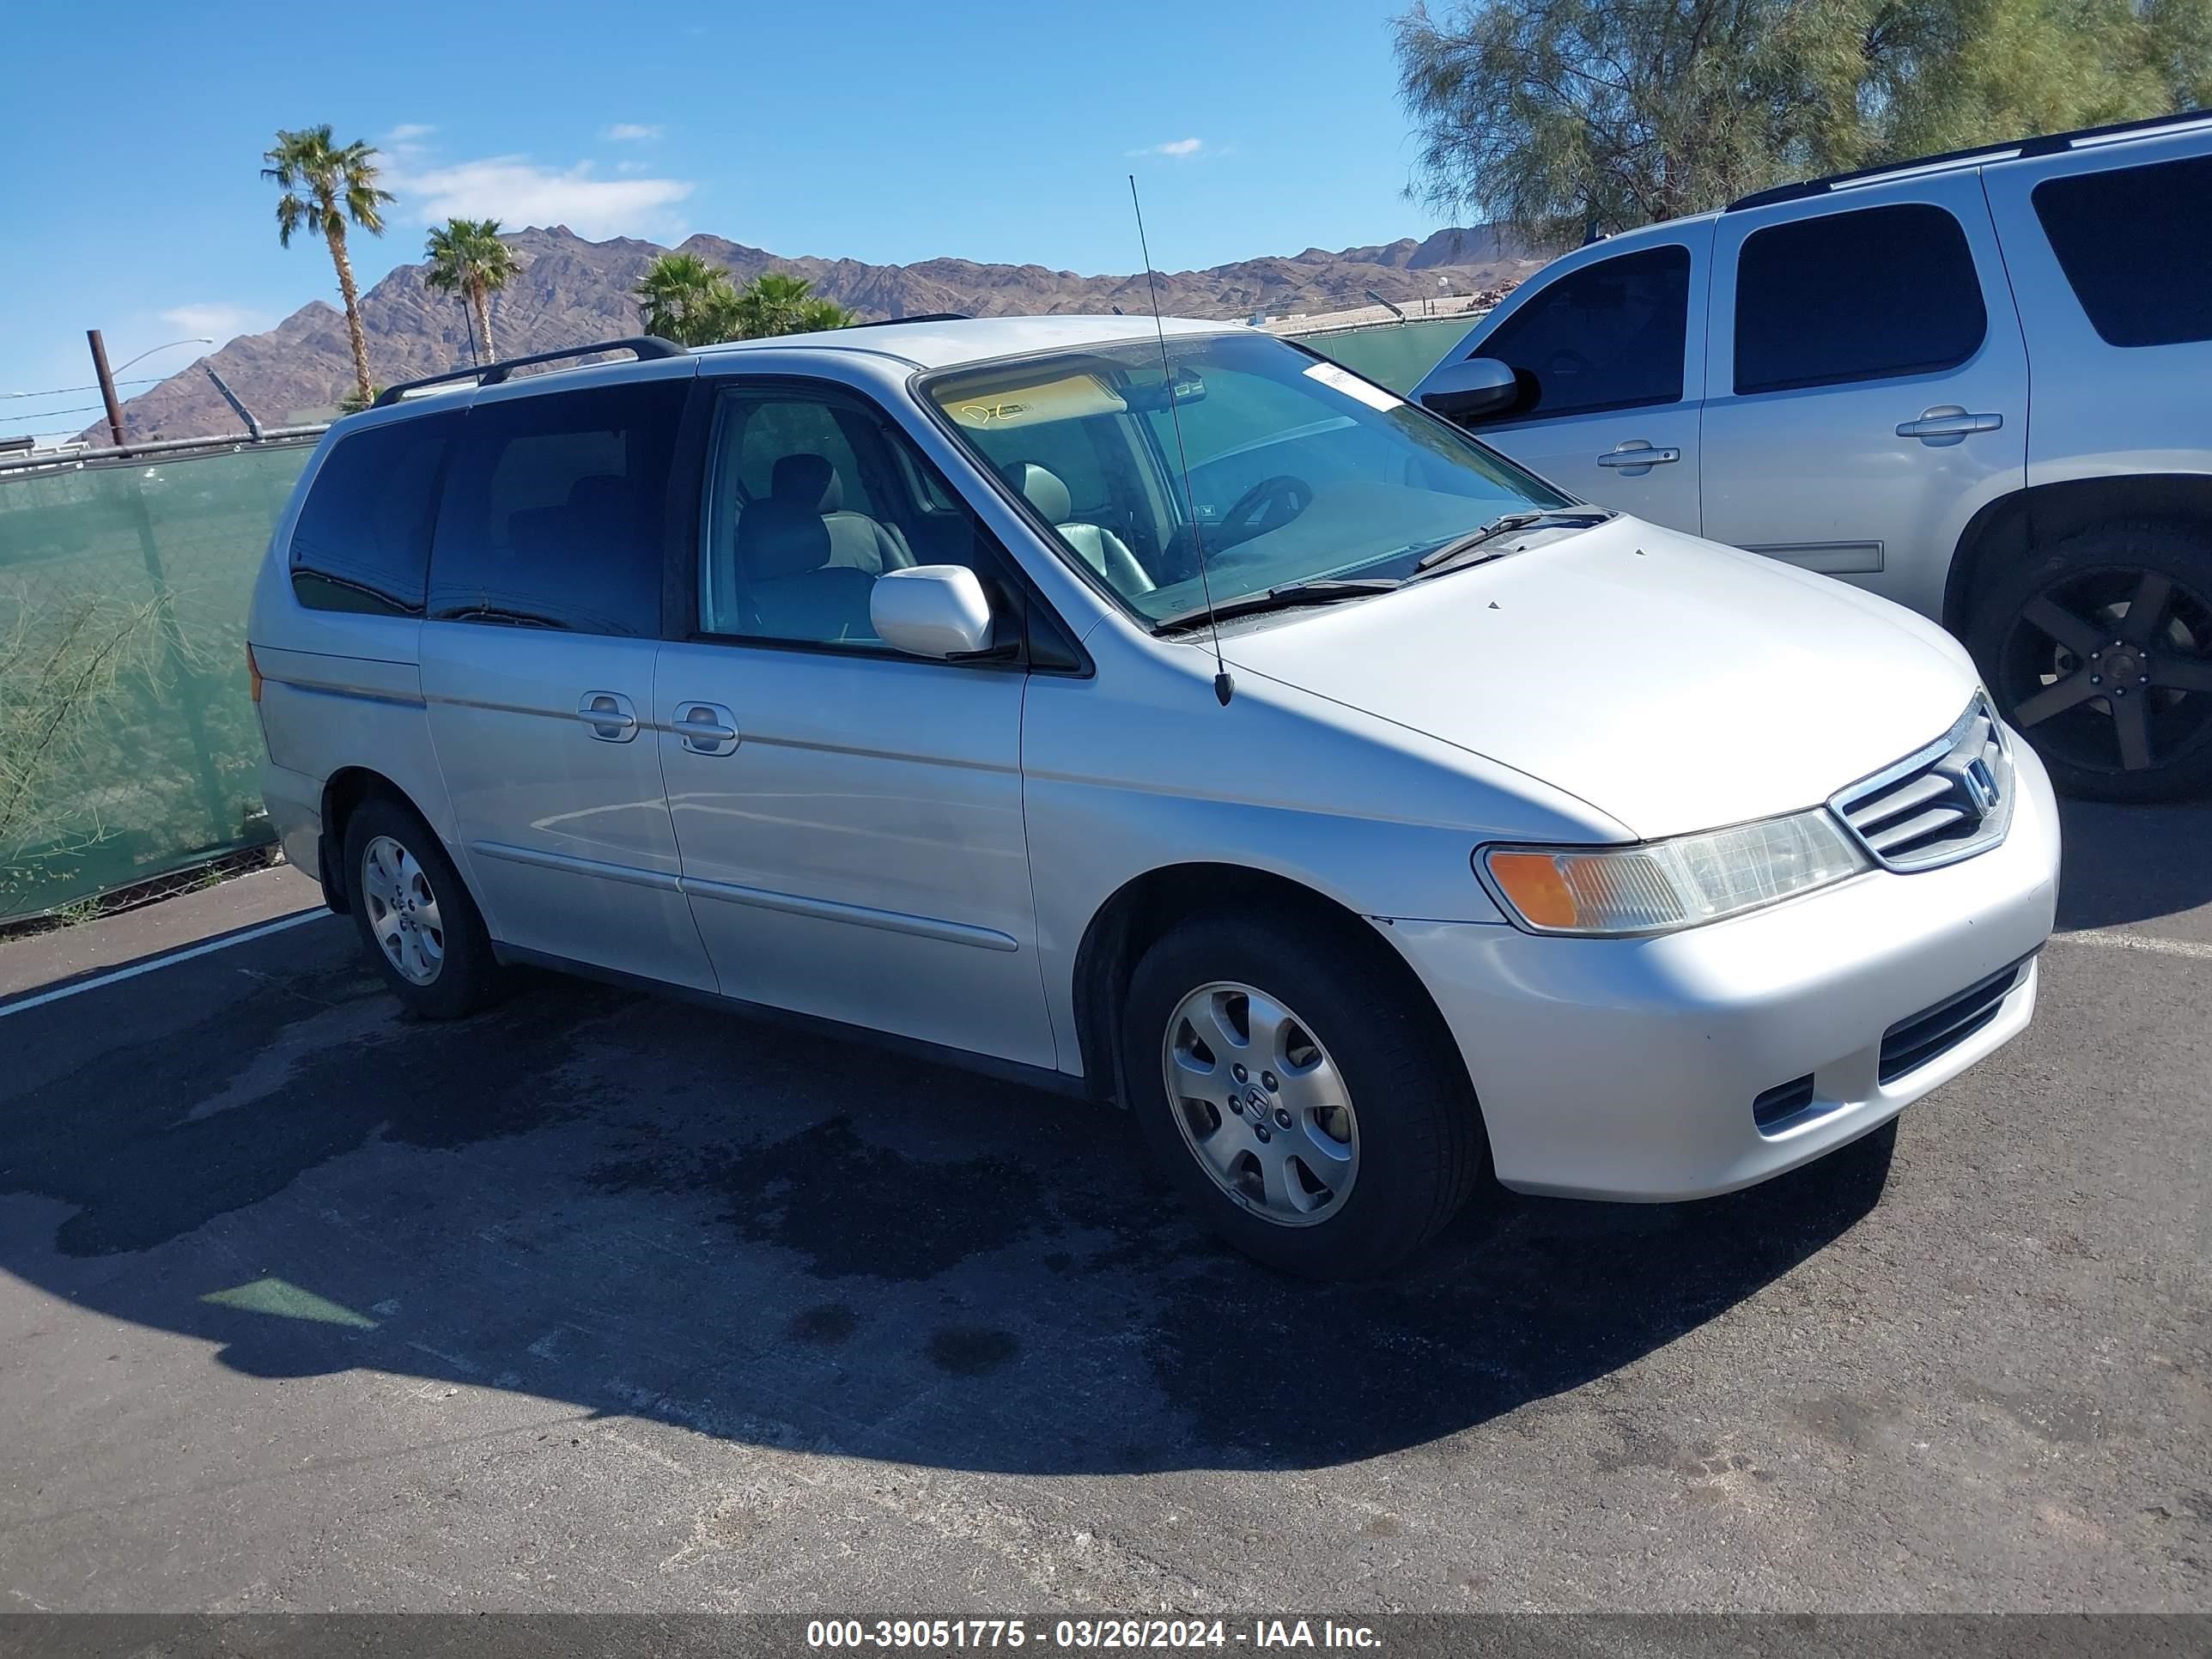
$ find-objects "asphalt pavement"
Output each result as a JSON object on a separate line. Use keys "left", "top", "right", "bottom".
{"left": 0, "top": 801, "right": 2205, "bottom": 1613}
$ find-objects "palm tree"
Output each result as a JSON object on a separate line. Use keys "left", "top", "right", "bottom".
{"left": 424, "top": 218, "right": 520, "bottom": 363}
{"left": 731, "top": 271, "right": 857, "bottom": 338}
{"left": 263, "top": 126, "right": 394, "bottom": 410}
{"left": 633, "top": 252, "right": 741, "bottom": 347}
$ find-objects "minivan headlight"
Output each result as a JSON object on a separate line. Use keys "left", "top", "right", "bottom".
{"left": 1479, "top": 809, "right": 1870, "bottom": 937}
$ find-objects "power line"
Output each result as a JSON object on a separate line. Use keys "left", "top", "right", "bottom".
{"left": 0, "top": 376, "right": 161, "bottom": 401}
{"left": 0, "top": 400, "right": 109, "bottom": 423}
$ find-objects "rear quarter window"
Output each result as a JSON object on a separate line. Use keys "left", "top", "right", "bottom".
{"left": 289, "top": 412, "right": 458, "bottom": 615}
{"left": 1734, "top": 204, "right": 1986, "bottom": 395}
{"left": 2033, "top": 155, "right": 2212, "bottom": 348}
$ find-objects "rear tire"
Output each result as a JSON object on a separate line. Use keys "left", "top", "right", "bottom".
{"left": 1968, "top": 521, "right": 2212, "bottom": 802}
{"left": 1121, "top": 913, "right": 1486, "bottom": 1279}
{"left": 342, "top": 796, "right": 501, "bottom": 1018}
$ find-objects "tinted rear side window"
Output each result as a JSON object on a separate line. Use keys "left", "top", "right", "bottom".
{"left": 428, "top": 379, "right": 688, "bottom": 636}
{"left": 2033, "top": 156, "right": 2212, "bottom": 348}
{"left": 289, "top": 412, "right": 457, "bottom": 615}
{"left": 1475, "top": 244, "right": 1691, "bottom": 419}
{"left": 1735, "top": 204, "right": 1986, "bottom": 395}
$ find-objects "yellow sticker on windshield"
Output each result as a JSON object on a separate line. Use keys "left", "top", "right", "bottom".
{"left": 940, "top": 374, "right": 1127, "bottom": 428}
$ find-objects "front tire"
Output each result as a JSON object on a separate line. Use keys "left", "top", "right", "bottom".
{"left": 1969, "top": 521, "right": 2212, "bottom": 802}
{"left": 343, "top": 796, "right": 501, "bottom": 1018}
{"left": 1121, "top": 913, "right": 1486, "bottom": 1279}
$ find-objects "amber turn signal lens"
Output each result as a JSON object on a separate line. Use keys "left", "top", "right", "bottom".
{"left": 246, "top": 644, "right": 263, "bottom": 704}
{"left": 1485, "top": 851, "right": 1579, "bottom": 929}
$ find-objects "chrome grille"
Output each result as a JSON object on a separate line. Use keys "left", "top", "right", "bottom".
{"left": 1831, "top": 696, "right": 2014, "bottom": 872}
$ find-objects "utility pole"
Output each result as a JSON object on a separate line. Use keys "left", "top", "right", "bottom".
{"left": 87, "top": 328, "right": 129, "bottom": 450}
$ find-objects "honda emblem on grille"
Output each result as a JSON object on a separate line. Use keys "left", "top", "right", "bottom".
{"left": 1963, "top": 757, "right": 1999, "bottom": 816}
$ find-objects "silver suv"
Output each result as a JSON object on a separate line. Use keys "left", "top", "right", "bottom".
{"left": 1414, "top": 110, "right": 2212, "bottom": 801}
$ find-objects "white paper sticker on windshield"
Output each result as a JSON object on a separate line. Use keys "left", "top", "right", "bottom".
{"left": 1303, "top": 360, "right": 1402, "bottom": 412}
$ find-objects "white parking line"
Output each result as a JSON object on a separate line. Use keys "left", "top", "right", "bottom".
{"left": 0, "top": 910, "right": 327, "bottom": 1019}
{"left": 2050, "top": 928, "right": 2212, "bottom": 962}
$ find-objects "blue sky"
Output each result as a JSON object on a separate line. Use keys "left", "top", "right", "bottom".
{"left": 0, "top": 0, "right": 1449, "bottom": 441}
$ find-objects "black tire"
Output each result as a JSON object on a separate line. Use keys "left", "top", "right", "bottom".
{"left": 1121, "top": 912, "right": 1487, "bottom": 1279}
{"left": 1967, "top": 520, "right": 2212, "bottom": 803}
{"left": 342, "top": 795, "right": 502, "bottom": 1018}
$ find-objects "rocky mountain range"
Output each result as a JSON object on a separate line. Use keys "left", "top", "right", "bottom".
{"left": 96, "top": 224, "right": 1537, "bottom": 442}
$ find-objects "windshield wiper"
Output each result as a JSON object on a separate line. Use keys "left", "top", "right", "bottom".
{"left": 1154, "top": 577, "right": 1401, "bottom": 632}
{"left": 1411, "top": 508, "right": 1616, "bottom": 575}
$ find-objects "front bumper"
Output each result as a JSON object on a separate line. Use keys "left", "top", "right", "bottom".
{"left": 1386, "top": 740, "right": 2061, "bottom": 1200}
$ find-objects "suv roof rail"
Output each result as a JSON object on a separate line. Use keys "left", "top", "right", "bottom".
{"left": 371, "top": 336, "right": 687, "bottom": 408}
{"left": 845, "top": 312, "right": 972, "bottom": 328}
{"left": 1725, "top": 107, "right": 2212, "bottom": 213}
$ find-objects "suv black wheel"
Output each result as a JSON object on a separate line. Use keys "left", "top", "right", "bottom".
{"left": 1121, "top": 913, "right": 1488, "bottom": 1279}
{"left": 342, "top": 796, "right": 503, "bottom": 1018}
{"left": 1970, "top": 521, "right": 2212, "bottom": 802}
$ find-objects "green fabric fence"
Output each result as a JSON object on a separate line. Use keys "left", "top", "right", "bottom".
{"left": 1290, "top": 315, "right": 1473, "bottom": 392}
{"left": 0, "top": 441, "right": 315, "bottom": 922}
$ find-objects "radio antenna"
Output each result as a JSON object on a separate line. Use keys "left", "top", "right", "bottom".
{"left": 1130, "top": 173, "right": 1232, "bottom": 707}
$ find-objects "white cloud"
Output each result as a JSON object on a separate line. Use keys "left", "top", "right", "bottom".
{"left": 159, "top": 303, "right": 273, "bottom": 344}
{"left": 386, "top": 123, "right": 437, "bottom": 143}
{"left": 387, "top": 155, "right": 694, "bottom": 240}
{"left": 1128, "top": 137, "right": 1204, "bottom": 158}
{"left": 603, "top": 123, "right": 664, "bottom": 141}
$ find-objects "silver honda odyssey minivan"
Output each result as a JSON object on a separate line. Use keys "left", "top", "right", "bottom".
{"left": 250, "top": 317, "right": 2059, "bottom": 1276}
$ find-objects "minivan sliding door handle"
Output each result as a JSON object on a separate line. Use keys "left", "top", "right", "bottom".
{"left": 576, "top": 691, "right": 639, "bottom": 742}
{"left": 672, "top": 702, "right": 740, "bottom": 757}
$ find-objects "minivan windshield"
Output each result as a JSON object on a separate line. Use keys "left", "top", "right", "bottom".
{"left": 923, "top": 331, "right": 1573, "bottom": 627}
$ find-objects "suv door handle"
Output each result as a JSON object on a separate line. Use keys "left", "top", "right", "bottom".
{"left": 1597, "top": 442, "right": 1681, "bottom": 470}
{"left": 576, "top": 690, "right": 638, "bottom": 742}
{"left": 672, "top": 702, "right": 740, "bottom": 757}
{"left": 1897, "top": 407, "right": 2003, "bottom": 444}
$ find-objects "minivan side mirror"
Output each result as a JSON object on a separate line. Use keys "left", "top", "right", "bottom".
{"left": 1419, "top": 357, "right": 1521, "bottom": 425}
{"left": 871, "top": 565, "right": 997, "bottom": 659}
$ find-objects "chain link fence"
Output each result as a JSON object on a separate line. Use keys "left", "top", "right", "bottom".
{"left": 0, "top": 438, "right": 319, "bottom": 923}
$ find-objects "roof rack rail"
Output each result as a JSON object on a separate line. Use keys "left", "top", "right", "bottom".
{"left": 1725, "top": 107, "right": 2212, "bottom": 213}
{"left": 371, "top": 336, "right": 687, "bottom": 408}
{"left": 845, "top": 312, "right": 971, "bottom": 328}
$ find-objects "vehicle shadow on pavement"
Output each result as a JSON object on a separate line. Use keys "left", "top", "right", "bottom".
{"left": 0, "top": 935, "right": 1893, "bottom": 1475}
{"left": 2055, "top": 798, "right": 2212, "bottom": 929}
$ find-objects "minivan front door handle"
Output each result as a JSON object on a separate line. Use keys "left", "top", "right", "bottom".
{"left": 1897, "top": 407, "right": 2003, "bottom": 445}
{"left": 1596, "top": 441, "right": 1681, "bottom": 471}
{"left": 672, "top": 702, "right": 740, "bottom": 757}
{"left": 576, "top": 690, "right": 639, "bottom": 743}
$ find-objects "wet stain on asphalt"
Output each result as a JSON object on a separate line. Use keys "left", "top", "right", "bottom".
{"left": 787, "top": 1303, "right": 858, "bottom": 1345}
{"left": 927, "top": 1326, "right": 1020, "bottom": 1376}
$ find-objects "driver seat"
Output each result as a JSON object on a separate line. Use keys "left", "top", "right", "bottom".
{"left": 1004, "top": 463, "right": 1155, "bottom": 595}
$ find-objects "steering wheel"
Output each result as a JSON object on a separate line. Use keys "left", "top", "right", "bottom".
{"left": 1215, "top": 474, "right": 1314, "bottom": 549}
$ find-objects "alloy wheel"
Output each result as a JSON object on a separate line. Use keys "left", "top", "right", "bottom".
{"left": 1160, "top": 981, "right": 1359, "bottom": 1226}
{"left": 1997, "top": 563, "right": 2212, "bottom": 778}
{"left": 360, "top": 834, "right": 445, "bottom": 987}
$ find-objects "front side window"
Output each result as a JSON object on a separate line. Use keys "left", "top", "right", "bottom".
{"left": 700, "top": 386, "right": 1017, "bottom": 652}
{"left": 289, "top": 412, "right": 457, "bottom": 615}
{"left": 1735, "top": 204, "right": 1986, "bottom": 395}
{"left": 1473, "top": 245, "right": 1691, "bottom": 420}
{"left": 426, "top": 380, "right": 686, "bottom": 636}
{"left": 925, "top": 331, "right": 1565, "bottom": 626}
{"left": 2033, "top": 156, "right": 2212, "bottom": 349}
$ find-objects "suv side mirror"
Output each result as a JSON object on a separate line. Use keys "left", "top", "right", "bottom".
{"left": 1420, "top": 357, "right": 1521, "bottom": 425}
{"left": 871, "top": 565, "right": 997, "bottom": 659}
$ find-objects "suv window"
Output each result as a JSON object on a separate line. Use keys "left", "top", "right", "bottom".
{"left": 702, "top": 386, "right": 1015, "bottom": 652}
{"left": 2033, "top": 155, "right": 2212, "bottom": 349}
{"left": 426, "top": 380, "right": 687, "bottom": 636}
{"left": 289, "top": 412, "right": 457, "bottom": 615}
{"left": 1735, "top": 204, "right": 1985, "bottom": 395}
{"left": 1474, "top": 245, "right": 1690, "bottom": 420}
